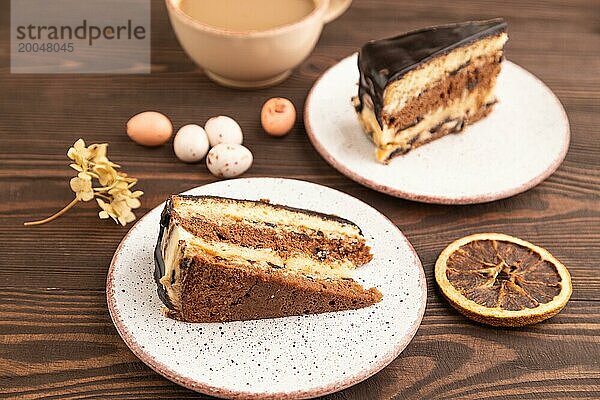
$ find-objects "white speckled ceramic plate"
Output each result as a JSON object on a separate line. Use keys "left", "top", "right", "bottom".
{"left": 107, "top": 178, "right": 426, "bottom": 399}
{"left": 305, "top": 54, "right": 570, "bottom": 204}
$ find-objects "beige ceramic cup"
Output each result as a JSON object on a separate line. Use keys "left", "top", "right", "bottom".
{"left": 165, "top": 0, "right": 352, "bottom": 88}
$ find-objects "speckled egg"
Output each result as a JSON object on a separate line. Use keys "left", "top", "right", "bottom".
{"left": 205, "top": 116, "right": 243, "bottom": 146}
{"left": 173, "top": 124, "right": 210, "bottom": 163}
{"left": 126, "top": 111, "right": 173, "bottom": 146}
{"left": 206, "top": 143, "right": 252, "bottom": 178}
{"left": 261, "top": 97, "right": 296, "bottom": 137}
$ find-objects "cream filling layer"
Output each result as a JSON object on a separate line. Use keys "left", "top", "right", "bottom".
{"left": 159, "top": 224, "right": 192, "bottom": 311}
{"left": 356, "top": 87, "right": 496, "bottom": 162}
{"left": 186, "top": 237, "right": 355, "bottom": 279}
{"left": 173, "top": 198, "right": 362, "bottom": 239}
{"left": 382, "top": 33, "right": 507, "bottom": 114}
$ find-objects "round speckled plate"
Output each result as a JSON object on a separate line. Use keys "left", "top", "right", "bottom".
{"left": 305, "top": 54, "right": 570, "bottom": 204}
{"left": 107, "top": 178, "right": 426, "bottom": 400}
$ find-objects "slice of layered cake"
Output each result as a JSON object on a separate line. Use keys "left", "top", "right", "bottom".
{"left": 154, "top": 195, "right": 382, "bottom": 323}
{"left": 353, "top": 19, "right": 508, "bottom": 163}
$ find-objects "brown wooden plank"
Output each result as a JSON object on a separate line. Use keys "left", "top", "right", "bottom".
{"left": 0, "top": 0, "right": 598, "bottom": 398}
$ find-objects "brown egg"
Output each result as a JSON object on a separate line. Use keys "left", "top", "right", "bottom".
{"left": 261, "top": 98, "right": 296, "bottom": 137}
{"left": 126, "top": 111, "right": 173, "bottom": 146}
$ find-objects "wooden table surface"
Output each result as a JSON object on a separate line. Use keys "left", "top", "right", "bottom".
{"left": 1, "top": 0, "right": 599, "bottom": 398}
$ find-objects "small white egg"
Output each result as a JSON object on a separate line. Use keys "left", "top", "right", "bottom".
{"left": 173, "top": 124, "right": 210, "bottom": 163}
{"left": 205, "top": 116, "right": 243, "bottom": 146}
{"left": 206, "top": 143, "right": 253, "bottom": 178}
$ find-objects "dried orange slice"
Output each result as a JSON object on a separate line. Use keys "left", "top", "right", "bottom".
{"left": 435, "top": 233, "right": 572, "bottom": 327}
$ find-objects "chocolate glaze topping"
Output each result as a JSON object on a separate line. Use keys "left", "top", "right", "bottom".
{"left": 154, "top": 198, "right": 174, "bottom": 309}
{"left": 356, "top": 19, "right": 507, "bottom": 125}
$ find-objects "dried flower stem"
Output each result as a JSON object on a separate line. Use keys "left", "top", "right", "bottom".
{"left": 24, "top": 138, "right": 143, "bottom": 227}
{"left": 95, "top": 193, "right": 112, "bottom": 201}
{"left": 24, "top": 197, "right": 80, "bottom": 226}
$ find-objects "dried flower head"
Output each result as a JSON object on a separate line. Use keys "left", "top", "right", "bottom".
{"left": 25, "top": 138, "right": 143, "bottom": 227}
{"left": 70, "top": 172, "right": 94, "bottom": 201}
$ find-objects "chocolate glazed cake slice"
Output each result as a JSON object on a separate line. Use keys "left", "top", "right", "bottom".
{"left": 154, "top": 195, "right": 382, "bottom": 323}
{"left": 353, "top": 19, "right": 508, "bottom": 163}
